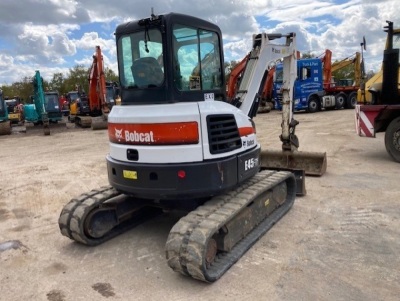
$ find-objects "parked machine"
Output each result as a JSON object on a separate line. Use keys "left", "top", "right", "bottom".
{"left": 59, "top": 12, "right": 326, "bottom": 282}
{"left": 24, "top": 71, "right": 62, "bottom": 135}
{"left": 357, "top": 26, "right": 400, "bottom": 105}
{"left": 105, "top": 81, "right": 121, "bottom": 107}
{"left": 356, "top": 21, "right": 400, "bottom": 162}
{"left": 68, "top": 46, "right": 115, "bottom": 129}
{"left": 0, "top": 90, "right": 12, "bottom": 135}
{"left": 275, "top": 49, "right": 361, "bottom": 112}
{"left": 59, "top": 94, "right": 70, "bottom": 116}
{"left": 5, "top": 97, "right": 24, "bottom": 124}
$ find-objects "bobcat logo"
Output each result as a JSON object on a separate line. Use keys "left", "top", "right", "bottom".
{"left": 115, "top": 128, "right": 123, "bottom": 141}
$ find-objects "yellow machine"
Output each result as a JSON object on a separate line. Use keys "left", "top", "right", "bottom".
{"left": 5, "top": 98, "right": 24, "bottom": 124}
{"left": 358, "top": 25, "right": 400, "bottom": 104}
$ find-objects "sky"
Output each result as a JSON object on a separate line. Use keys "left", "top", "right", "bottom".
{"left": 0, "top": 0, "right": 399, "bottom": 86}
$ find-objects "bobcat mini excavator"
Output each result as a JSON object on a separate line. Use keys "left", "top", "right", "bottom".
{"left": 59, "top": 12, "right": 326, "bottom": 282}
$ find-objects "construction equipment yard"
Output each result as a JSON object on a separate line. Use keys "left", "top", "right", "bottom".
{"left": 0, "top": 109, "right": 399, "bottom": 301}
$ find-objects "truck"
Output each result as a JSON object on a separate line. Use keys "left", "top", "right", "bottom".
{"left": 58, "top": 12, "right": 326, "bottom": 283}
{"left": 0, "top": 90, "right": 12, "bottom": 135}
{"left": 275, "top": 49, "right": 361, "bottom": 112}
{"left": 355, "top": 21, "right": 400, "bottom": 162}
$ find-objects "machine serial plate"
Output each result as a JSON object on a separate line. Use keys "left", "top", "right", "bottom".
{"left": 123, "top": 170, "right": 137, "bottom": 180}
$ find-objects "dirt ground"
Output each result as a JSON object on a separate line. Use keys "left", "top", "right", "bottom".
{"left": 0, "top": 109, "right": 399, "bottom": 301}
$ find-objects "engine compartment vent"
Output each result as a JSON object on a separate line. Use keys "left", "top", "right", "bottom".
{"left": 207, "top": 114, "right": 241, "bottom": 154}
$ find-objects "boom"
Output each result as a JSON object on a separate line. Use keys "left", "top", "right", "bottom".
{"left": 233, "top": 33, "right": 297, "bottom": 118}
{"left": 88, "top": 46, "right": 109, "bottom": 116}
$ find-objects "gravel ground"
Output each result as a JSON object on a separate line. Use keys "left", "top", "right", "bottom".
{"left": 0, "top": 109, "right": 399, "bottom": 301}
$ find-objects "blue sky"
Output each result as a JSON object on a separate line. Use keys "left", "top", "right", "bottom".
{"left": 0, "top": 0, "right": 399, "bottom": 86}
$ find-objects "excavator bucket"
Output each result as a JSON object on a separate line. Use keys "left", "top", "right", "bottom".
{"left": 260, "top": 149, "right": 327, "bottom": 176}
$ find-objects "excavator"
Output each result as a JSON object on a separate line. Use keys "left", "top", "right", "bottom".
{"left": 24, "top": 71, "right": 62, "bottom": 135}
{"left": 59, "top": 12, "right": 326, "bottom": 282}
{"left": 227, "top": 53, "right": 276, "bottom": 113}
{"left": 69, "top": 46, "right": 114, "bottom": 129}
{"left": 0, "top": 89, "right": 12, "bottom": 135}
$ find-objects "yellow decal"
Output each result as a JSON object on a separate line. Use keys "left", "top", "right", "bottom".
{"left": 265, "top": 199, "right": 270, "bottom": 207}
{"left": 123, "top": 170, "right": 137, "bottom": 180}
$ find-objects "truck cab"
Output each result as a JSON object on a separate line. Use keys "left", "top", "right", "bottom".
{"left": 275, "top": 58, "right": 323, "bottom": 111}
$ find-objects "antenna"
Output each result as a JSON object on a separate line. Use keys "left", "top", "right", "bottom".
{"left": 151, "top": 7, "right": 157, "bottom": 20}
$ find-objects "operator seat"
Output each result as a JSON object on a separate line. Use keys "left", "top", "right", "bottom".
{"left": 131, "top": 57, "right": 164, "bottom": 87}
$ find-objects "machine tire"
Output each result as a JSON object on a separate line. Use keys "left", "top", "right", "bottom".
{"left": 335, "top": 92, "right": 347, "bottom": 109}
{"left": 346, "top": 92, "right": 357, "bottom": 109}
{"left": 384, "top": 116, "right": 400, "bottom": 163}
{"left": 307, "top": 97, "right": 319, "bottom": 113}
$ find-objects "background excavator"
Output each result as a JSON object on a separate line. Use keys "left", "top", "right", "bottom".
{"left": 0, "top": 89, "right": 12, "bottom": 135}
{"left": 24, "top": 71, "right": 62, "bottom": 135}
{"left": 227, "top": 53, "right": 277, "bottom": 113}
{"left": 59, "top": 12, "right": 326, "bottom": 282}
{"left": 69, "top": 46, "right": 116, "bottom": 129}
{"left": 356, "top": 21, "right": 400, "bottom": 163}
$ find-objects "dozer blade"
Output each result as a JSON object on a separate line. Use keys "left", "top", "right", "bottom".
{"left": 260, "top": 149, "right": 327, "bottom": 177}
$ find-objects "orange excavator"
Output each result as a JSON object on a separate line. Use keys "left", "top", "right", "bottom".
{"left": 227, "top": 53, "right": 275, "bottom": 113}
{"left": 69, "top": 45, "right": 115, "bottom": 129}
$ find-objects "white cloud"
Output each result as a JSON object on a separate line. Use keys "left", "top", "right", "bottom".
{"left": 0, "top": 0, "right": 400, "bottom": 85}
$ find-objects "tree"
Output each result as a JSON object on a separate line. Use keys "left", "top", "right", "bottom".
{"left": 332, "top": 63, "right": 354, "bottom": 83}
{"left": 63, "top": 65, "right": 90, "bottom": 93}
{"left": 104, "top": 67, "right": 119, "bottom": 83}
{"left": 224, "top": 60, "right": 239, "bottom": 83}
{"left": 50, "top": 73, "right": 67, "bottom": 95}
{"left": 1, "top": 77, "right": 34, "bottom": 103}
{"left": 301, "top": 51, "right": 315, "bottom": 59}
{"left": 1, "top": 60, "right": 121, "bottom": 102}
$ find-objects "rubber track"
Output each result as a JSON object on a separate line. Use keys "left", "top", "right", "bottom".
{"left": 165, "top": 170, "right": 296, "bottom": 282}
{"left": 58, "top": 185, "right": 123, "bottom": 246}
{"left": 77, "top": 116, "right": 92, "bottom": 128}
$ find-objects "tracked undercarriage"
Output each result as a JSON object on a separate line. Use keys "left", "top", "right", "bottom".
{"left": 68, "top": 115, "right": 108, "bottom": 130}
{"left": 0, "top": 121, "right": 12, "bottom": 135}
{"left": 58, "top": 170, "right": 295, "bottom": 282}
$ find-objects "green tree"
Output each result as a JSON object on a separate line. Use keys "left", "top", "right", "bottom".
{"left": 224, "top": 60, "right": 239, "bottom": 83}
{"left": 63, "top": 64, "right": 89, "bottom": 93}
{"left": 104, "top": 67, "right": 119, "bottom": 83}
{"left": 332, "top": 62, "right": 355, "bottom": 84}
{"left": 1, "top": 77, "right": 34, "bottom": 103}
{"left": 301, "top": 51, "right": 315, "bottom": 59}
{"left": 50, "top": 73, "right": 67, "bottom": 95}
